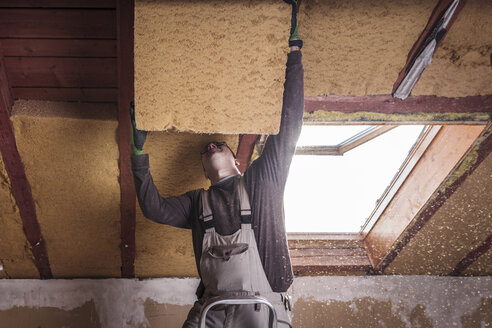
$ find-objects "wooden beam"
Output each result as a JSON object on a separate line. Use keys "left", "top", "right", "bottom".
{"left": 5, "top": 57, "right": 117, "bottom": 87}
{"left": 0, "top": 52, "right": 52, "bottom": 279}
{"left": 392, "top": 0, "right": 468, "bottom": 94}
{"left": 0, "top": 46, "right": 13, "bottom": 114}
{"left": 1, "top": 39, "right": 117, "bottom": 57}
{"left": 12, "top": 87, "right": 117, "bottom": 103}
{"left": 304, "top": 95, "right": 492, "bottom": 114}
{"left": 117, "top": 0, "right": 136, "bottom": 278}
{"left": 236, "top": 134, "right": 260, "bottom": 174}
{"left": 289, "top": 235, "right": 372, "bottom": 275}
{"left": 450, "top": 235, "right": 492, "bottom": 276}
{"left": 371, "top": 124, "right": 491, "bottom": 272}
{"left": 0, "top": 0, "right": 116, "bottom": 8}
{"left": 0, "top": 9, "right": 116, "bottom": 39}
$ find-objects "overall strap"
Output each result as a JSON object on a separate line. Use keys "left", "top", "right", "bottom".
{"left": 200, "top": 189, "right": 214, "bottom": 231}
{"left": 238, "top": 177, "right": 252, "bottom": 225}
{"left": 199, "top": 176, "right": 252, "bottom": 231}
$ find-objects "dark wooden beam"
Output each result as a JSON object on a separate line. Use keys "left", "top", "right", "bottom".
{"left": 0, "top": 0, "right": 116, "bottom": 8}
{"left": 304, "top": 95, "right": 492, "bottom": 114}
{"left": 0, "top": 9, "right": 116, "bottom": 39}
{"left": 0, "top": 47, "right": 13, "bottom": 114}
{"left": 0, "top": 52, "right": 52, "bottom": 279}
{"left": 12, "top": 87, "right": 117, "bottom": 103}
{"left": 236, "top": 134, "right": 260, "bottom": 174}
{"left": 377, "top": 124, "right": 492, "bottom": 272}
{"left": 392, "top": 0, "right": 468, "bottom": 94}
{"left": 117, "top": 0, "right": 136, "bottom": 278}
{"left": 450, "top": 235, "right": 492, "bottom": 276}
{"left": 5, "top": 57, "right": 117, "bottom": 88}
{"left": 1, "top": 39, "right": 117, "bottom": 57}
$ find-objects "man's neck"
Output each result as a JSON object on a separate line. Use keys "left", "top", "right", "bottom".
{"left": 209, "top": 168, "right": 241, "bottom": 185}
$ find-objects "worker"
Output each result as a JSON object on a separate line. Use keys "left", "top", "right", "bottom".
{"left": 130, "top": 1, "right": 303, "bottom": 326}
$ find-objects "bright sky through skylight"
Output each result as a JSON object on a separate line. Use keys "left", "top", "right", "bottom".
{"left": 284, "top": 125, "right": 425, "bottom": 233}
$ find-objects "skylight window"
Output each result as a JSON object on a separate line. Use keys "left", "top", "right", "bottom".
{"left": 284, "top": 125, "right": 428, "bottom": 233}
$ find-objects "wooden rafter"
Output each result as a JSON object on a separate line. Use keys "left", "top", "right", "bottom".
{"left": 451, "top": 235, "right": 492, "bottom": 276}
{"left": 392, "top": 0, "right": 468, "bottom": 95}
{"left": 236, "top": 134, "right": 260, "bottom": 174}
{"left": 117, "top": 0, "right": 136, "bottom": 278}
{"left": 0, "top": 50, "right": 52, "bottom": 279}
{"left": 305, "top": 95, "right": 492, "bottom": 115}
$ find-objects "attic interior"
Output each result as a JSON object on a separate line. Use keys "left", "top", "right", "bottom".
{"left": 0, "top": 0, "right": 491, "bottom": 327}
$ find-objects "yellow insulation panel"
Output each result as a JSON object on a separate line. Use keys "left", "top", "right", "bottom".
{"left": 11, "top": 101, "right": 122, "bottom": 278}
{"left": 134, "top": 0, "right": 290, "bottom": 134}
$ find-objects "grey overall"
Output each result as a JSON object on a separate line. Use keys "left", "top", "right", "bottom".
{"left": 182, "top": 177, "right": 292, "bottom": 328}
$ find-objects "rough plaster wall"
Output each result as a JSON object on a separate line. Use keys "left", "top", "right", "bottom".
{"left": 385, "top": 151, "right": 492, "bottom": 275}
{"left": 10, "top": 101, "right": 121, "bottom": 278}
{"left": 0, "top": 277, "right": 490, "bottom": 328}
{"left": 412, "top": 0, "right": 492, "bottom": 97}
{"left": 134, "top": 0, "right": 289, "bottom": 133}
{"left": 135, "top": 132, "right": 238, "bottom": 277}
{"left": 0, "top": 156, "right": 38, "bottom": 279}
{"left": 301, "top": 0, "right": 435, "bottom": 96}
{"left": 0, "top": 301, "right": 101, "bottom": 328}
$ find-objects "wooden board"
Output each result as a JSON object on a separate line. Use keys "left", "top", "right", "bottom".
{"left": 5, "top": 57, "right": 117, "bottom": 87}
{"left": 0, "top": 9, "right": 116, "bottom": 39}
{"left": 0, "top": 0, "right": 115, "bottom": 8}
{"left": 1, "top": 39, "right": 116, "bottom": 57}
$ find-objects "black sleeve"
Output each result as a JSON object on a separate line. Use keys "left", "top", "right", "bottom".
{"left": 131, "top": 154, "right": 193, "bottom": 229}
{"left": 247, "top": 51, "right": 304, "bottom": 188}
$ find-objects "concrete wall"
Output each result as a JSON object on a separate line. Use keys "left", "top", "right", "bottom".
{"left": 0, "top": 276, "right": 490, "bottom": 328}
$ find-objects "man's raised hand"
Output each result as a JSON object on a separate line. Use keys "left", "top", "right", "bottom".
{"left": 130, "top": 102, "right": 147, "bottom": 156}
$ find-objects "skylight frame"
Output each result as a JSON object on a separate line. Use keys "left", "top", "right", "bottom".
{"left": 295, "top": 125, "right": 396, "bottom": 156}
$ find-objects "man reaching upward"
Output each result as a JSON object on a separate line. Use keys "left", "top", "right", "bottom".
{"left": 131, "top": 1, "right": 303, "bottom": 326}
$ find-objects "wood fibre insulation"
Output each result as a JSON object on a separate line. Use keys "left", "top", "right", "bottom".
{"left": 412, "top": 0, "right": 492, "bottom": 97}
{"left": 385, "top": 151, "right": 492, "bottom": 275}
{"left": 301, "top": 0, "right": 436, "bottom": 96}
{"left": 0, "top": 156, "right": 39, "bottom": 279}
{"left": 135, "top": 131, "right": 238, "bottom": 277}
{"left": 10, "top": 101, "right": 121, "bottom": 278}
{"left": 134, "top": 0, "right": 290, "bottom": 133}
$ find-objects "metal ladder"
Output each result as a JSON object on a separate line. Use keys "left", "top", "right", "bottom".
{"left": 198, "top": 295, "right": 278, "bottom": 328}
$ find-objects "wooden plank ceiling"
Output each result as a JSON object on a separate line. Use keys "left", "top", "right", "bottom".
{"left": 0, "top": 0, "right": 117, "bottom": 103}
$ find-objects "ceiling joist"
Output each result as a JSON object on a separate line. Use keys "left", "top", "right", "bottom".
{"left": 117, "top": 0, "right": 136, "bottom": 278}
{"left": 0, "top": 50, "right": 52, "bottom": 279}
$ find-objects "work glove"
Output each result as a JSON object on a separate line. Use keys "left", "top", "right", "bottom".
{"left": 284, "top": 0, "right": 303, "bottom": 49}
{"left": 130, "top": 102, "right": 147, "bottom": 156}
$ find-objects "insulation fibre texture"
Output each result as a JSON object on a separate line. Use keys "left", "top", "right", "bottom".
{"left": 413, "top": 0, "right": 492, "bottom": 97}
{"left": 135, "top": 131, "right": 238, "bottom": 277}
{"left": 0, "top": 156, "right": 39, "bottom": 278}
{"left": 11, "top": 101, "right": 122, "bottom": 278}
{"left": 134, "top": 0, "right": 290, "bottom": 134}
{"left": 301, "top": 0, "right": 436, "bottom": 96}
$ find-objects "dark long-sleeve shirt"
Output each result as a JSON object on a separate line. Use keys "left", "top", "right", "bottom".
{"left": 131, "top": 51, "right": 304, "bottom": 298}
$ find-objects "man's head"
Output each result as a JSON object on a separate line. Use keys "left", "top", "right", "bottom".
{"left": 200, "top": 142, "right": 240, "bottom": 183}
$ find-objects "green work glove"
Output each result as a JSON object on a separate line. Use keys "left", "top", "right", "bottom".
{"left": 284, "top": 0, "right": 303, "bottom": 48}
{"left": 130, "top": 102, "right": 147, "bottom": 156}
